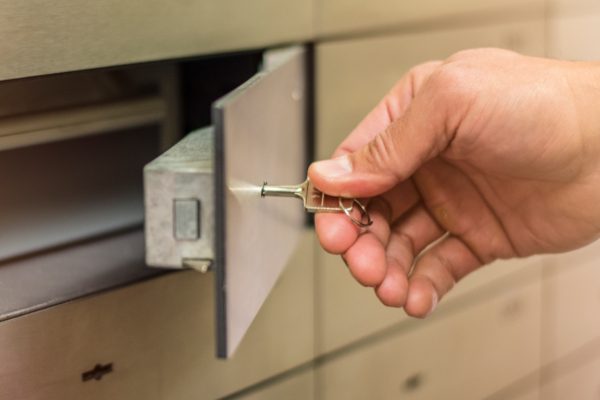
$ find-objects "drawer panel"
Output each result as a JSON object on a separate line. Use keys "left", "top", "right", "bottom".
{"left": 0, "top": 1, "right": 313, "bottom": 81}
{"left": 548, "top": 12, "right": 600, "bottom": 61}
{"left": 316, "top": 19, "right": 545, "bottom": 160}
{"left": 317, "top": 0, "right": 543, "bottom": 36}
{"left": 541, "top": 343, "right": 600, "bottom": 400}
{"left": 237, "top": 369, "right": 315, "bottom": 400}
{"left": 549, "top": 0, "right": 600, "bottom": 16}
{"left": 541, "top": 241, "right": 600, "bottom": 364}
{"left": 316, "top": 277, "right": 542, "bottom": 400}
{"left": 0, "top": 232, "right": 315, "bottom": 400}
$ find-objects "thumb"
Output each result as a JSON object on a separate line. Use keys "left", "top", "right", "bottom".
{"left": 308, "top": 81, "right": 457, "bottom": 198}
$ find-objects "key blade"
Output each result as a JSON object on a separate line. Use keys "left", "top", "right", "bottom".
{"left": 304, "top": 180, "right": 342, "bottom": 212}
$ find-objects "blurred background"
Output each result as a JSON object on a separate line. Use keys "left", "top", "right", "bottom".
{"left": 0, "top": 0, "right": 599, "bottom": 399}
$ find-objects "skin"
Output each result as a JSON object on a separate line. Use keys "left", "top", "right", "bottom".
{"left": 307, "top": 48, "right": 600, "bottom": 318}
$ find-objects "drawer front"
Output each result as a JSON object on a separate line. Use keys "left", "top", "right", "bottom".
{"left": 541, "top": 346, "right": 600, "bottom": 400}
{"left": 548, "top": 12, "right": 600, "bottom": 61}
{"left": 0, "top": 1, "right": 313, "bottom": 81}
{"left": 145, "top": 47, "right": 308, "bottom": 358}
{"left": 316, "top": 0, "right": 543, "bottom": 36}
{"left": 541, "top": 241, "right": 600, "bottom": 364}
{"left": 0, "top": 232, "right": 314, "bottom": 400}
{"left": 315, "top": 19, "right": 546, "bottom": 354}
{"left": 316, "top": 277, "right": 542, "bottom": 400}
{"left": 316, "top": 19, "right": 545, "bottom": 161}
{"left": 549, "top": 0, "right": 600, "bottom": 16}
{"left": 237, "top": 369, "right": 315, "bottom": 400}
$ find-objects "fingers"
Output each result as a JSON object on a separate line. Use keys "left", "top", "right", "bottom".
{"left": 343, "top": 232, "right": 388, "bottom": 287}
{"left": 309, "top": 62, "right": 462, "bottom": 199}
{"left": 413, "top": 158, "right": 516, "bottom": 262}
{"left": 397, "top": 158, "right": 516, "bottom": 316}
{"left": 375, "top": 205, "right": 446, "bottom": 307}
{"left": 314, "top": 212, "right": 359, "bottom": 254}
{"left": 315, "top": 179, "right": 420, "bottom": 255}
{"left": 404, "top": 235, "right": 481, "bottom": 318}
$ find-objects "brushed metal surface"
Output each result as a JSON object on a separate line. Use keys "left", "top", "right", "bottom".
{"left": 213, "top": 46, "right": 307, "bottom": 357}
{"left": 0, "top": 127, "right": 160, "bottom": 262}
{"left": 0, "top": 0, "right": 313, "bottom": 81}
{"left": 0, "top": 229, "right": 164, "bottom": 322}
{"left": 144, "top": 128, "right": 215, "bottom": 268}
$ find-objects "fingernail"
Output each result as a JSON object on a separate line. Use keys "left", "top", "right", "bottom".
{"left": 426, "top": 291, "right": 438, "bottom": 317}
{"left": 312, "top": 155, "right": 352, "bottom": 178}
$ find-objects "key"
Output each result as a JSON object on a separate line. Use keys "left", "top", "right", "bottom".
{"left": 261, "top": 178, "right": 373, "bottom": 228}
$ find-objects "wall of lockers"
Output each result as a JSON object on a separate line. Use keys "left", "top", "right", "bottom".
{"left": 0, "top": 0, "right": 599, "bottom": 399}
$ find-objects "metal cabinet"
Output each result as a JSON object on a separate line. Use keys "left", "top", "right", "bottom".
{"left": 0, "top": 46, "right": 315, "bottom": 398}
{"left": 0, "top": 232, "right": 315, "bottom": 400}
{"left": 0, "top": 1, "right": 313, "bottom": 81}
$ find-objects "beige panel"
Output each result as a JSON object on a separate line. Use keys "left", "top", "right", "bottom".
{"left": 541, "top": 349, "right": 600, "bottom": 400}
{"left": 317, "top": 250, "right": 542, "bottom": 354}
{"left": 317, "top": 277, "right": 542, "bottom": 400}
{"left": 0, "top": 0, "right": 313, "bottom": 81}
{"left": 315, "top": 20, "right": 546, "bottom": 354}
{"left": 316, "top": 0, "right": 543, "bottom": 36}
{"left": 0, "top": 232, "right": 314, "bottom": 400}
{"left": 238, "top": 370, "right": 315, "bottom": 400}
{"left": 548, "top": 12, "right": 600, "bottom": 61}
{"left": 510, "top": 389, "right": 540, "bottom": 400}
{"left": 541, "top": 240, "right": 600, "bottom": 365}
{"left": 549, "top": 0, "right": 600, "bottom": 17}
{"left": 316, "top": 19, "right": 546, "bottom": 160}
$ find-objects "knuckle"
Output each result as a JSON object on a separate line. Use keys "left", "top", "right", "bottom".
{"left": 364, "top": 131, "right": 398, "bottom": 171}
{"left": 430, "top": 63, "right": 475, "bottom": 103}
{"left": 447, "top": 47, "right": 517, "bottom": 62}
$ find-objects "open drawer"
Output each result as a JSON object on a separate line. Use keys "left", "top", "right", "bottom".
{"left": 144, "top": 46, "right": 310, "bottom": 358}
{"left": 0, "top": 46, "right": 311, "bottom": 363}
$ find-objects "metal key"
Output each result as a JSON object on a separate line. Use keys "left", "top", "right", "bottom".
{"left": 261, "top": 178, "right": 373, "bottom": 228}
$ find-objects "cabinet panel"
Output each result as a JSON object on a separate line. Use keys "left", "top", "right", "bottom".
{"left": 541, "top": 241, "right": 600, "bottom": 365}
{"left": 315, "top": 20, "right": 546, "bottom": 354}
{"left": 0, "top": 232, "right": 314, "bottom": 400}
{"left": 548, "top": 12, "right": 600, "bottom": 61}
{"left": 316, "top": 0, "right": 543, "bottom": 36}
{"left": 541, "top": 348, "right": 600, "bottom": 400}
{"left": 237, "top": 370, "right": 315, "bottom": 400}
{"left": 0, "top": 0, "right": 313, "bottom": 81}
{"left": 549, "top": 0, "right": 600, "bottom": 17}
{"left": 316, "top": 19, "right": 545, "bottom": 160}
{"left": 316, "top": 277, "right": 542, "bottom": 400}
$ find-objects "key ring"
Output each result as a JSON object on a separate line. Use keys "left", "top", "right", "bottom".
{"left": 338, "top": 198, "right": 373, "bottom": 228}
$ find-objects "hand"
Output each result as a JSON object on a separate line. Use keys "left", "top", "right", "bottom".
{"left": 308, "top": 48, "right": 600, "bottom": 317}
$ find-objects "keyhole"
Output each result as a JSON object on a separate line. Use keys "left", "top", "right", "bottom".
{"left": 81, "top": 363, "right": 113, "bottom": 382}
{"left": 402, "top": 372, "right": 424, "bottom": 392}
